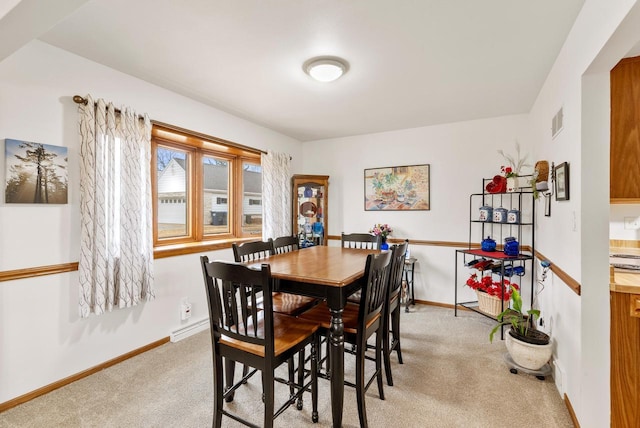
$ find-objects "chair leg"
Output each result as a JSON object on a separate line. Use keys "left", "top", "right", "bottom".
{"left": 376, "top": 330, "right": 385, "bottom": 400}
{"left": 288, "top": 357, "right": 295, "bottom": 404}
{"left": 213, "top": 354, "right": 224, "bottom": 428}
{"left": 383, "top": 312, "right": 394, "bottom": 386}
{"left": 325, "top": 336, "right": 331, "bottom": 377}
{"left": 355, "top": 340, "right": 368, "bottom": 428}
{"left": 262, "top": 370, "right": 275, "bottom": 428}
{"left": 392, "top": 306, "right": 403, "bottom": 364}
{"left": 311, "top": 336, "right": 319, "bottom": 423}
{"left": 296, "top": 348, "right": 306, "bottom": 410}
{"left": 224, "top": 358, "right": 236, "bottom": 402}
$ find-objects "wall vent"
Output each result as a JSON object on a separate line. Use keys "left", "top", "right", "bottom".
{"left": 551, "top": 107, "right": 564, "bottom": 139}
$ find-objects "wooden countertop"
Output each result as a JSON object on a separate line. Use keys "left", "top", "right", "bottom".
{"left": 610, "top": 242, "right": 640, "bottom": 293}
{"left": 610, "top": 268, "right": 640, "bottom": 293}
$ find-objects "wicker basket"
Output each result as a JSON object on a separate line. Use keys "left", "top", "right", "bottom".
{"left": 476, "top": 290, "right": 508, "bottom": 317}
{"left": 535, "top": 160, "right": 549, "bottom": 183}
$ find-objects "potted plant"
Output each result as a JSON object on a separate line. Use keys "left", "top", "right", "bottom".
{"left": 489, "top": 286, "right": 552, "bottom": 371}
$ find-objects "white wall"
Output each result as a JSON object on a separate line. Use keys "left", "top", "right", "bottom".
{"left": 0, "top": 40, "right": 302, "bottom": 403}
{"left": 301, "top": 114, "right": 530, "bottom": 306}
{"left": 528, "top": 0, "right": 639, "bottom": 426}
{"left": 611, "top": 205, "right": 640, "bottom": 240}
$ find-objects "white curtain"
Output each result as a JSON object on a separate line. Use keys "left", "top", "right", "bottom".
{"left": 78, "top": 95, "right": 154, "bottom": 317}
{"left": 261, "top": 151, "right": 291, "bottom": 240}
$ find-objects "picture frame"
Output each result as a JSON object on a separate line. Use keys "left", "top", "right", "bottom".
{"left": 544, "top": 194, "right": 552, "bottom": 217}
{"left": 554, "top": 162, "right": 569, "bottom": 201}
{"left": 364, "top": 164, "right": 430, "bottom": 211}
{"left": 5, "top": 139, "right": 68, "bottom": 204}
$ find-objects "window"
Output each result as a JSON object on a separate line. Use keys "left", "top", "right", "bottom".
{"left": 152, "top": 124, "right": 262, "bottom": 247}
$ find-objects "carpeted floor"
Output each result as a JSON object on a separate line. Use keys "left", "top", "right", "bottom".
{"left": 0, "top": 305, "right": 573, "bottom": 427}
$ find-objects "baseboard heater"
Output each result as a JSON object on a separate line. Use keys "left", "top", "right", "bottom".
{"left": 170, "top": 318, "right": 209, "bottom": 342}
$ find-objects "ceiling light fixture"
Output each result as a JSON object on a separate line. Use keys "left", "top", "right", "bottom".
{"left": 303, "top": 56, "right": 349, "bottom": 82}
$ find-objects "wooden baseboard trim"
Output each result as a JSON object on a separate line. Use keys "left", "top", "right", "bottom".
{"left": 0, "top": 336, "right": 170, "bottom": 413}
{"left": 564, "top": 393, "right": 580, "bottom": 427}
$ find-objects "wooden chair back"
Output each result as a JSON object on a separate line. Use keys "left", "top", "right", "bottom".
{"left": 200, "top": 256, "right": 275, "bottom": 356}
{"left": 359, "top": 251, "right": 393, "bottom": 329}
{"left": 272, "top": 236, "right": 299, "bottom": 254}
{"left": 232, "top": 239, "right": 274, "bottom": 262}
{"left": 341, "top": 232, "right": 382, "bottom": 250}
{"left": 388, "top": 240, "right": 409, "bottom": 302}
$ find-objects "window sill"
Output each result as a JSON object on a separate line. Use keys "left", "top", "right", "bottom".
{"left": 153, "top": 237, "right": 259, "bottom": 259}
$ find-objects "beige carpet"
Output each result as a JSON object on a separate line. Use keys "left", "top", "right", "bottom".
{"left": 0, "top": 305, "right": 573, "bottom": 427}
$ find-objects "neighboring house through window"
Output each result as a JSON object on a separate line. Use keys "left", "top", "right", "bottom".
{"left": 152, "top": 124, "right": 262, "bottom": 247}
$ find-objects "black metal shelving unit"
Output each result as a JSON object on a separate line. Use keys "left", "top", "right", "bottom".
{"left": 454, "top": 179, "right": 536, "bottom": 340}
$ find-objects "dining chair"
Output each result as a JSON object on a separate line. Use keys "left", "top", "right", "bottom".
{"left": 232, "top": 240, "right": 318, "bottom": 317}
{"left": 342, "top": 232, "right": 382, "bottom": 305}
{"left": 298, "top": 250, "right": 393, "bottom": 428}
{"left": 383, "top": 240, "right": 409, "bottom": 386}
{"left": 200, "top": 257, "right": 320, "bottom": 428}
{"left": 232, "top": 239, "right": 319, "bottom": 408}
{"left": 341, "top": 232, "right": 382, "bottom": 250}
{"left": 272, "top": 235, "right": 299, "bottom": 254}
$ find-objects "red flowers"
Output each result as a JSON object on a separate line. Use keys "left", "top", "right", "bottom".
{"left": 465, "top": 273, "right": 518, "bottom": 301}
{"left": 501, "top": 165, "right": 515, "bottom": 178}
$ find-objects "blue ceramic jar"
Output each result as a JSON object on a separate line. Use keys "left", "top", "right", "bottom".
{"left": 493, "top": 207, "right": 508, "bottom": 223}
{"left": 481, "top": 236, "right": 497, "bottom": 252}
{"left": 507, "top": 209, "right": 520, "bottom": 224}
{"left": 504, "top": 237, "right": 519, "bottom": 256}
{"left": 479, "top": 205, "right": 493, "bottom": 222}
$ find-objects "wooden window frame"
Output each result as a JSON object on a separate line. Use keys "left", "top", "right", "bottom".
{"left": 151, "top": 123, "right": 261, "bottom": 258}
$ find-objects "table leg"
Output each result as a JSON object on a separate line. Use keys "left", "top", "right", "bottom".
{"left": 329, "top": 307, "right": 345, "bottom": 428}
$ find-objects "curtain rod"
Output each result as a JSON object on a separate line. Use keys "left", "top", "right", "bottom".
{"left": 73, "top": 95, "right": 147, "bottom": 122}
{"left": 72, "top": 95, "right": 291, "bottom": 158}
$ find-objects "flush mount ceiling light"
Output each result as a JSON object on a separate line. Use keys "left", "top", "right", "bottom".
{"left": 303, "top": 56, "right": 349, "bottom": 82}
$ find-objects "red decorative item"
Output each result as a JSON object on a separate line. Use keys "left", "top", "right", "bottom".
{"left": 485, "top": 175, "right": 507, "bottom": 193}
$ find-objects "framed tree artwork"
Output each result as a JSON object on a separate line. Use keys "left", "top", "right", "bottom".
{"left": 4, "top": 139, "right": 68, "bottom": 204}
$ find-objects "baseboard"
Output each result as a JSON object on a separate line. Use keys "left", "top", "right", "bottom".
{"left": 564, "top": 393, "right": 580, "bottom": 427}
{"left": 418, "top": 299, "right": 471, "bottom": 311}
{"left": 0, "top": 336, "right": 169, "bottom": 413}
{"left": 170, "top": 318, "right": 209, "bottom": 342}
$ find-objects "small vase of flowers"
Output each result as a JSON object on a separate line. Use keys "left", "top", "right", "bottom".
{"left": 370, "top": 223, "right": 392, "bottom": 250}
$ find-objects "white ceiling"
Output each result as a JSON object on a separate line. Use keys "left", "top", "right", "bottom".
{"left": 4, "top": 0, "right": 587, "bottom": 141}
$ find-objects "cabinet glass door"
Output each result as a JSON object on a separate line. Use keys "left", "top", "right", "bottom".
{"left": 292, "top": 175, "right": 328, "bottom": 247}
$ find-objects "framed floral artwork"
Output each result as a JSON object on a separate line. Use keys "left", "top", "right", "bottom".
{"left": 364, "top": 164, "right": 430, "bottom": 211}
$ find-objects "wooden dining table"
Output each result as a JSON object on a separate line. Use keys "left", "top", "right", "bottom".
{"left": 244, "top": 245, "right": 377, "bottom": 428}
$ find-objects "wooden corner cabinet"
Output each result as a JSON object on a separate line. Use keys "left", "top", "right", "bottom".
{"left": 292, "top": 175, "right": 329, "bottom": 247}
{"left": 610, "top": 56, "right": 640, "bottom": 203}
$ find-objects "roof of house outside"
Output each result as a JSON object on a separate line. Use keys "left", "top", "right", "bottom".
{"left": 171, "top": 158, "right": 261, "bottom": 194}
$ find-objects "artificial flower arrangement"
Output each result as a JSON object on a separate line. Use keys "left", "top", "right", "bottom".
{"left": 370, "top": 223, "right": 392, "bottom": 240}
{"left": 501, "top": 165, "right": 515, "bottom": 178}
{"left": 498, "top": 142, "right": 530, "bottom": 177}
{"left": 466, "top": 273, "right": 518, "bottom": 301}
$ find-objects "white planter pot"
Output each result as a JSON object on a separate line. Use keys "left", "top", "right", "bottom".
{"left": 505, "top": 332, "right": 552, "bottom": 370}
